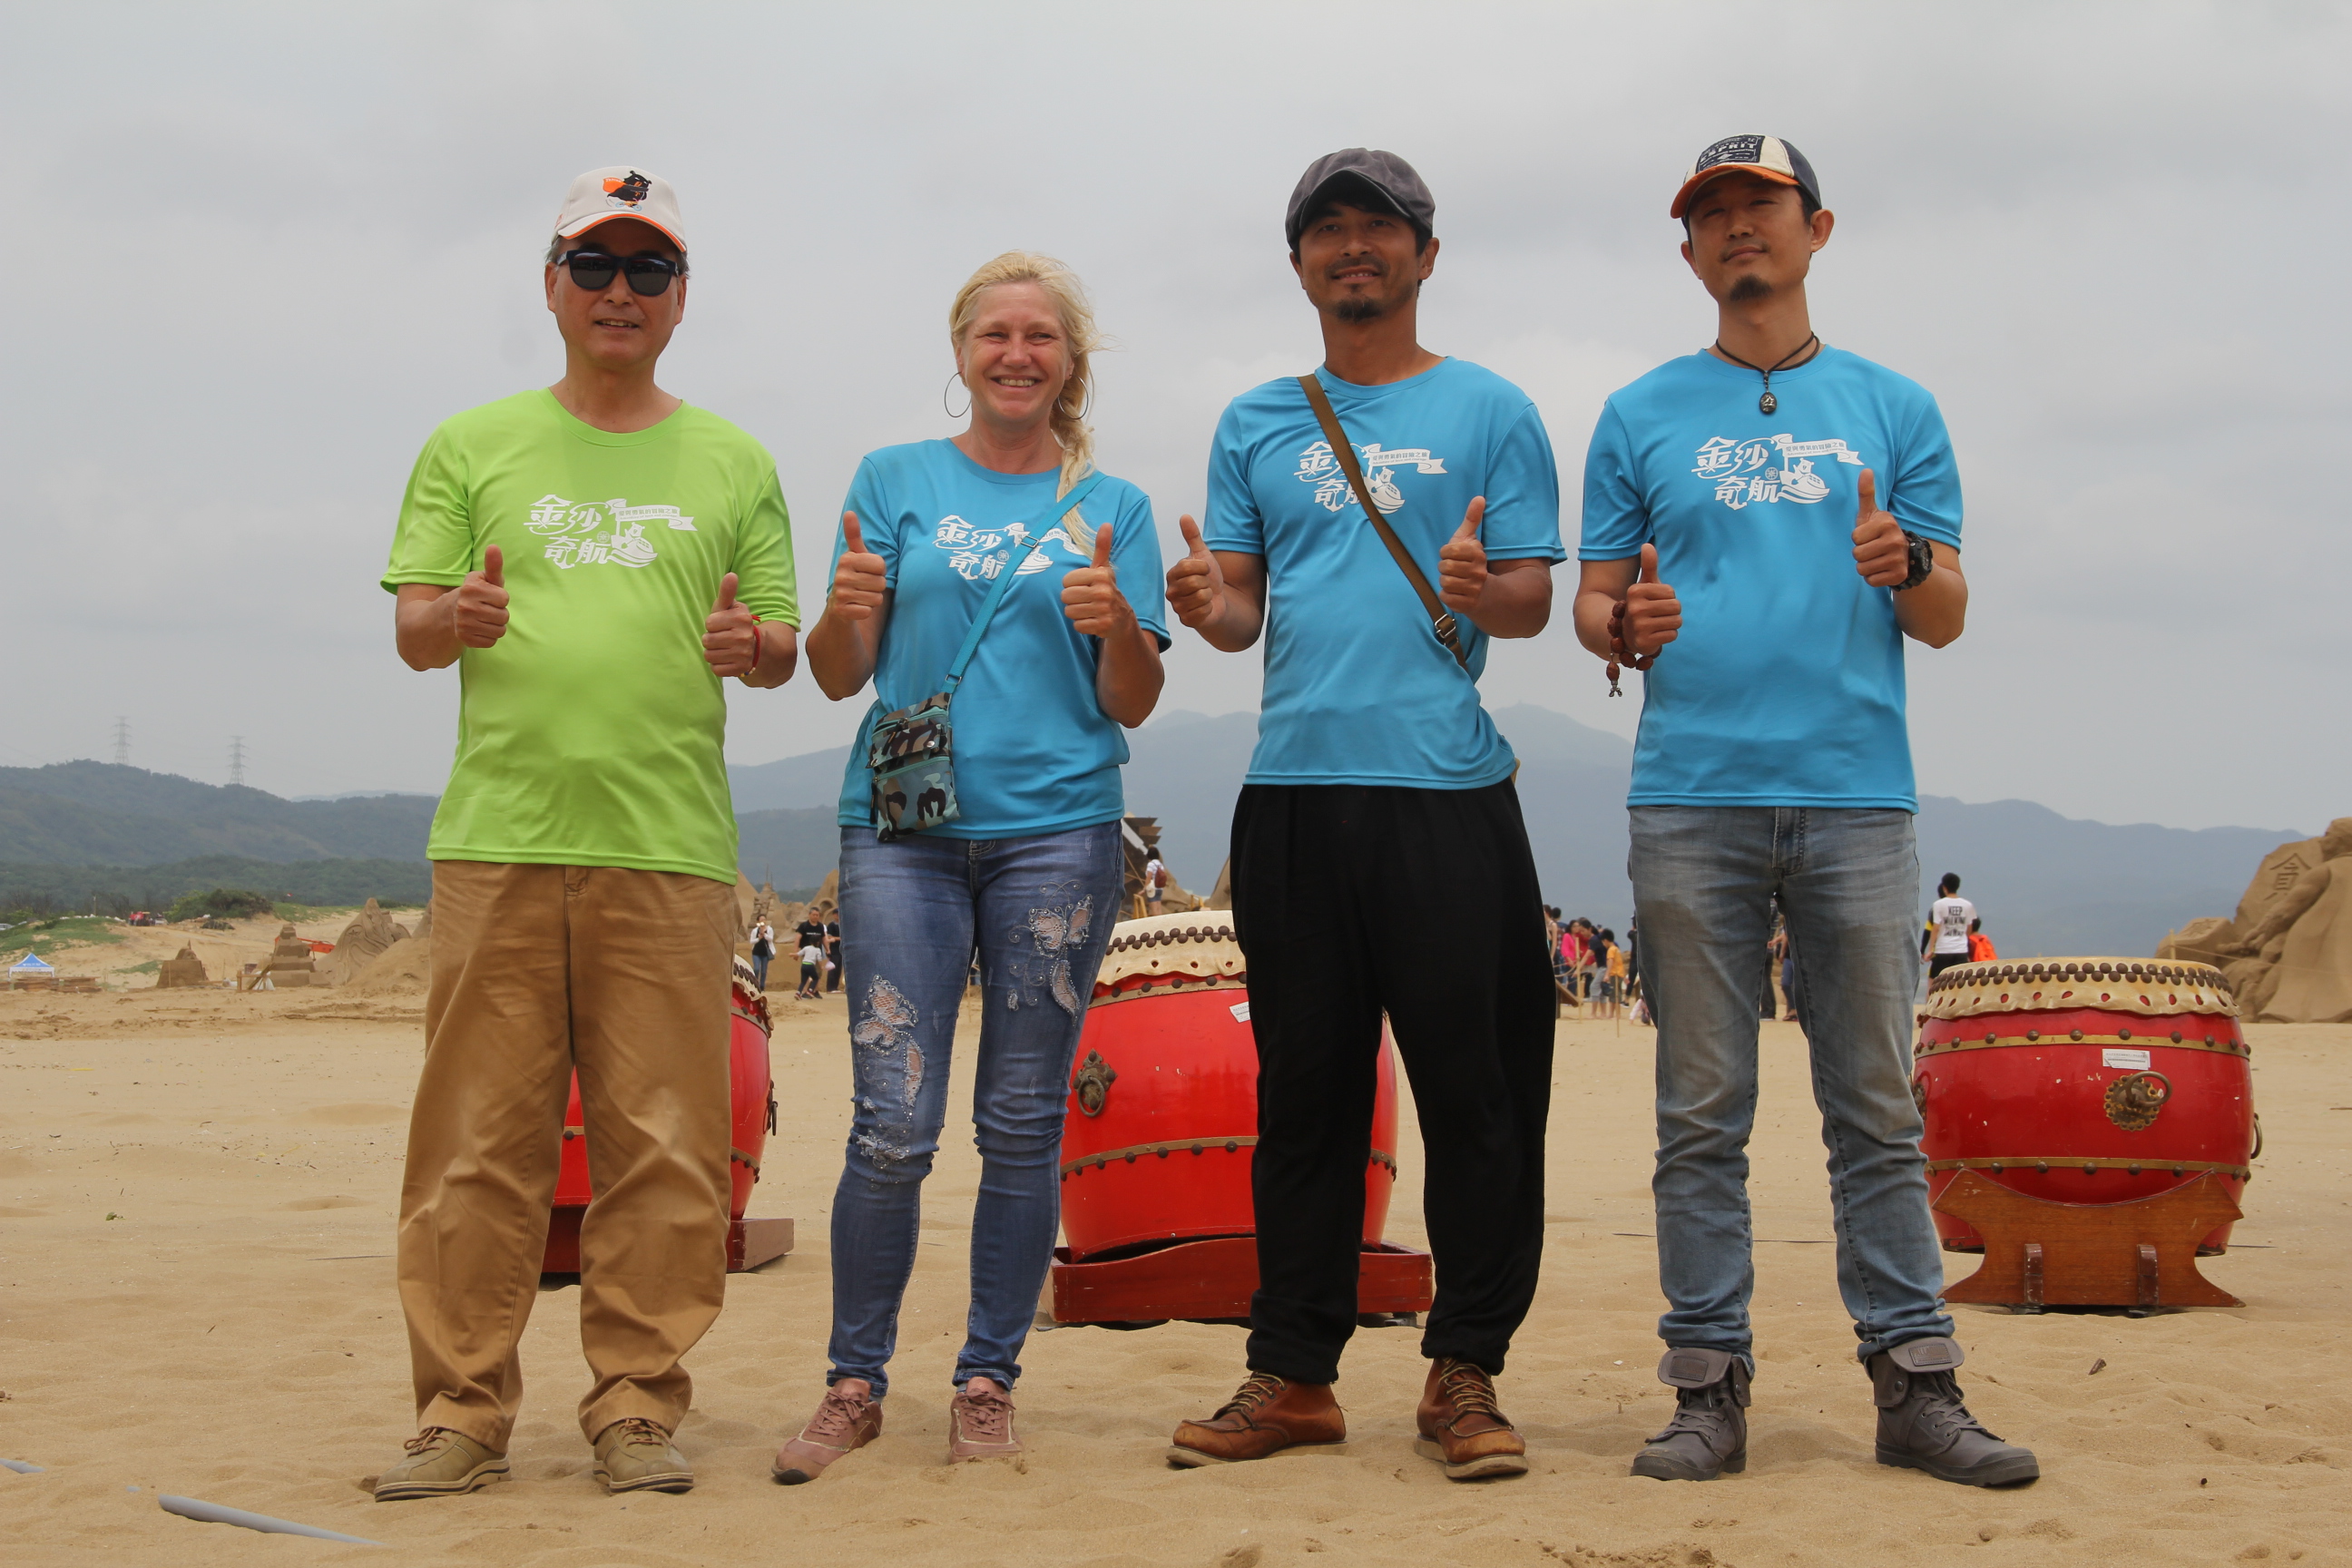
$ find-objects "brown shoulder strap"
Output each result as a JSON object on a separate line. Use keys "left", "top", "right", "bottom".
{"left": 1297, "top": 374, "right": 1468, "bottom": 669}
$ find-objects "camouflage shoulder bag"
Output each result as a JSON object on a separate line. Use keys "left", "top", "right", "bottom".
{"left": 867, "top": 471, "right": 1108, "bottom": 841}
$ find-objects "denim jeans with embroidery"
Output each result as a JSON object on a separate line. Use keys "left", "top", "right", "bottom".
{"left": 1629, "top": 806, "right": 1955, "bottom": 1366}
{"left": 826, "top": 821, "right": 1123, "bottom": 1396}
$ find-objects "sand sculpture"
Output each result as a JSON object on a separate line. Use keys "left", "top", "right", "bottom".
{"left": 315, "top": 898, "right": 411, "bottom": 986}
{"left": 265, "top": 923, "right": 317, "bottom": 988}
{"left": 2158, "top": 817, "right": 2352, "bottom": 1021}
{"left": 155, "top": 945, "right": 210, "bottom": 988}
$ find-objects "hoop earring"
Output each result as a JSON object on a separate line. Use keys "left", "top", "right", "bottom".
{"left": 943, "top": 371, "right": 970, "bottom": 420}
{"left": 1074, "top": 379, "right": 1094, "bottom": 422}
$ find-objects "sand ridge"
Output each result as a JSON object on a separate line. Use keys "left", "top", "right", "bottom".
{"left": 1, "top": 987, "right": 2347, "bottom": 1566}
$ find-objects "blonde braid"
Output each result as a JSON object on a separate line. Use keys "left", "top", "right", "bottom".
{"left": 947, "top": 252, "right": 1105, "bottom": 553}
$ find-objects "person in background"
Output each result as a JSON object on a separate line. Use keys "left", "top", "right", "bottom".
{"left": 750, "top": 916, "right": 777, "bottom": 993}
{"left": 1573, "top": 134, "right": 2035, "bottom": 1488}
{"left": 375, "top": 166, "right": 799, "bottom": 1502}
{"left": 775, "top": 250, "right": 1165, "bottom": 1483}
{"left": 1144, "top": 852, "right": 1168, "bottom": 915}
{"left": 1924, "top": 873, "right": 1975, "bottom": 978}
{"left": 1966, "top": 918, "right": 1996, "bottom": 964}
{"left": 1606, "top": 935, "right": 1631, "bottom": 1018}
{"left": 795, "top": 910, "right": 828, "bottom": 965}
{"left": 824, "top": 914, "right": 844, "bottom": 993}
{"left": 796, "top": 938, "right": 824, "bottom": 1000}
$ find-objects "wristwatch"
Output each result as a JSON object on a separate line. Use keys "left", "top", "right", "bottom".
{"left": 1896, "top": 531, "right": 1935, "bottom": 592}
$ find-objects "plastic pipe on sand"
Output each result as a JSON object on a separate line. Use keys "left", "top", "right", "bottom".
{"left": 159, "top": 1494, "right": 382, "bottom": 1545}
{"left": 1, "top": 1457, "right": 44, "bottom": 1475}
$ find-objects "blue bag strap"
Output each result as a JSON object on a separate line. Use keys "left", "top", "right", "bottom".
{"left": 938, "top": 471, "right": 1109, "bottom": 693}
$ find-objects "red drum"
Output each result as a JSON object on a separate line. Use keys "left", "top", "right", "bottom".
{"left": 1058, "top": 912, "right": 1400, "bottom": 1261}
{"left": 1916, "top": 958, "right": 2256, "bottom": 1255}
{"left": 544, "top": 956, "right": 779, "bottom": 1271}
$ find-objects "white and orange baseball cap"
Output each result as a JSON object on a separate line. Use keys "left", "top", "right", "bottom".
{"left": 553, "top": 166, "right": 687, "bottom": 251}
{"left": 1669, "top": 135, "right": 1820, "bottom": 220}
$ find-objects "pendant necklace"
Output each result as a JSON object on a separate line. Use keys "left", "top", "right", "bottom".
{"left": 1712, "top": 332, "right": 1820, "bottom": 416}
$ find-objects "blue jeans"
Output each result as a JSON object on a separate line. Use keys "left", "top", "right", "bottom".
{"left": 826, "top": 821, "right": 1123, "bottom": 1397}
{"left": 1628, "top": 806, "right": 1954, "bottom": 1366}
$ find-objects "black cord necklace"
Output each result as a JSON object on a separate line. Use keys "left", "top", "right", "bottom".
{"left": 1712, "top": 333, "right": 1820, "bottom": 416}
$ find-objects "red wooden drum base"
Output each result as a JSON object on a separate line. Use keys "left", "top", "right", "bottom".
{"left": 1916, "top": 958, "right": 2255, "bottom": 1305}
{"left": 1049, "top": 913, "right": 1433, "bottom": 1323}
{"left": 542, "top": 958, "right": 793, "bottom": 1275}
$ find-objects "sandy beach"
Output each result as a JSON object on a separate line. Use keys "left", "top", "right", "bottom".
{"left": 2, "top": 981, "right": 2346, "bottom": 1567}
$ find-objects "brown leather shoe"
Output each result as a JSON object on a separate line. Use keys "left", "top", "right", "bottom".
{"left": 1167, "top": 1372, "right": 1346, "bottom": 1466}
{"left": 1414, "top": 1357, "right": 1528, "bottom": 1480}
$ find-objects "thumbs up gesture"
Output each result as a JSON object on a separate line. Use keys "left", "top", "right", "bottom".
{"left": 828, "top": 512, "right": 890, "bottom": 622}
{"left": 1437, "top": 495, "right": 1488, "bottom": 612}
{"left": 1061, "top": 520, "right": 1135, "bottom": 638}
{"left": 1851, "top": 469, "right": 1912, "bottom": 587}
{"left": 452, "top": 544, "right": 511, "bottom": 648}
{"left": 1164, "top": 514, "right": 1225, "bottom": 630}
{"left": 703, "top": 571, "right": 761, "bottom": 677}
{"left": 1622, "top": 542, "right": 1682, "bottom": 657}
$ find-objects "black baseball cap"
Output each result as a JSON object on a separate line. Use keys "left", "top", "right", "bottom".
{"left": 1285, "top": 148, "right": 1436, "bottom": 250}
{"left": 1670, "top": 135, "right": 1821, "bottom": 220}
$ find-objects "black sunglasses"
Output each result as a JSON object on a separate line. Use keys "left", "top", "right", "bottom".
{"left": 555, "top": 250, "right": 685, "bottom": 297}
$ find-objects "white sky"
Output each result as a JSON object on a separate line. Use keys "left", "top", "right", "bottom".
{"left": 4, "top": 2, "right": 2343, "bottom": 831}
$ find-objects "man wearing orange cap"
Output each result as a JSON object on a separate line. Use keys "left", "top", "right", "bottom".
{"left": 1572, "top": 136, "right": 2038, "bottom": 1489}
{"left": 374, "top": 166, "right": 799, "bottom": 1501}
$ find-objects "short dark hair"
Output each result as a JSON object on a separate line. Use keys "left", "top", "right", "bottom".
{"left": 1939, "top": 873, "right": 1961, "bottom": 894}
{"left": 1291, "top": 174, "right": 1433, "bottom": 257}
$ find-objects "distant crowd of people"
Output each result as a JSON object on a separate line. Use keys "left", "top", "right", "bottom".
{"left": 1544, "top": 906, "right": 1634, "bottom": 1019}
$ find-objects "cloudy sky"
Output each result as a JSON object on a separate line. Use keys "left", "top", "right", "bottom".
{"left": 5, "top": 2, "right": 2344, "bottom": 832}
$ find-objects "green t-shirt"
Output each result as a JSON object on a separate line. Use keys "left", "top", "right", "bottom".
{"left": 383, "top": 389, "right": 799, "bottom": 884}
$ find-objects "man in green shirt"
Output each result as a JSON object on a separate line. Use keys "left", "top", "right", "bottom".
{"left": 373, "top": 166, "right": 799, "bottom": 1502}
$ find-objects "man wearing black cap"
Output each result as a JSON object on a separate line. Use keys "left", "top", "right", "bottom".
{"left": 1572, "top": 136, "right": 2038, "bottom": 1488}
{"left": 1164, "top": 149, "right": 1562, "bottom": 1479}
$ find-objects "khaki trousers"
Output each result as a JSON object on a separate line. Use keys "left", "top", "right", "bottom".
{"left": 397, "top": 860, "right": 737, "bottom": 1448}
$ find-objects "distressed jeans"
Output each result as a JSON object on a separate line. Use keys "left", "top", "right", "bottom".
{"left": 1629, "top": 806, "right": 1955, "bottom": 1366}
{"left": 826, "top": 821, "right": 1123, "bottom": 1397}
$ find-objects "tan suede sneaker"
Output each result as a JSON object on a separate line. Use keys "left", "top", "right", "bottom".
{"left": 592, "top": 1416, "right": 694, "bottom": 1494}
{"left": 774, "top": 1385, "right": 884, "bottom": 1485}
{"left": 373, "top": 1427, "right": 509, "bottom": 1501}
{"left": 947, "top": 1378, "right": 1020, "bottom": 1463}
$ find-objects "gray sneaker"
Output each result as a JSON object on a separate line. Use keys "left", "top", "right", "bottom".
{"left": 592, "top": 1416, "right": 693, "bottom": 1494}
{"left": 1870, "top": 1337, "right": 2040, "bottom": 1487}
{"left": 947, "top": 1378, "right": 1020, "bottom": 1463}
{"left": 373, "top": 1427, "right": 508, "bottom": 1501}
{"left": 1630, "top": 1348, "right": 1749, "bottom": 1481}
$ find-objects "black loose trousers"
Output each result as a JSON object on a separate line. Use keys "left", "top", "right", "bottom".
{"left": 1230, "top": 779, "right": 1556, "bottom": 1383}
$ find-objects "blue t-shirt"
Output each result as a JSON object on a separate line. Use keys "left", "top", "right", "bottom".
{"left": 1204, "top": 358, "right": 1565, "bottom": 789}
{"left": 1580, "top": 347, "right": 1963, "bottom": 809}
{"left": 831, "top": 440, "right": 1169, "bottom": 838}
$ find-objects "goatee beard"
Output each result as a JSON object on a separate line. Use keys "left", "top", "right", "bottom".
{"left": 1728, "top": 275, "right": 1773, "bottom": 303}
{"left": 1334, "top": 295, "right": 1387, "bottom": 324}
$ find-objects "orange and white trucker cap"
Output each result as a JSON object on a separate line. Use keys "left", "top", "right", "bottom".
{"left": 553, "top": 166, "right": 687, "bottom": 251}
{"left": 1669, "top": 135, "right": 1820, "bottom": 220}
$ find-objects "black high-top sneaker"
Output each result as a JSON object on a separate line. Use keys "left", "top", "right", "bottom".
{"left": 1630, "top": 1348, "right": 1749, "bottom": 1481}
{"left": 1868, "top": 1337, "right": 2039, "bottom": 1487}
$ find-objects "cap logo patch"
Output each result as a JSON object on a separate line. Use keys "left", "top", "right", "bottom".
{"left": 1694, "top": 135, "right": 1766, "bottom": 173}
{"left": 602, "top": 172, "right": 652, "bottom": 208}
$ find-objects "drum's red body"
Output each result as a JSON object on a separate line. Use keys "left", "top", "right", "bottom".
{"left": 1916, "top": 959, "right": 2255, "bottom": 1254}
{"left": 544, "top": 963, "right": 777, "bottom": 1269}
{"left": 1057, "top": 916, "right": 1400, "bottom": 1263}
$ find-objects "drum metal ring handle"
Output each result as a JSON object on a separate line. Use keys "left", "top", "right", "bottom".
{"left": 2102, "top": 1069, "right": 2171, "bottom": 1132}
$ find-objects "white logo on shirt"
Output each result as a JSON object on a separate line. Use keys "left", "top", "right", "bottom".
{"left": 930, "top": 514, "right": 1089, "bottom": 583}
{"left": 526, "top": 494, "right": 698, "bottom": 571}
{"left": 1690, "top": 436, "right": 1866, "bottom": 511}
{"left": 1295, "top": 440, "right": 1448, "bottom": 514}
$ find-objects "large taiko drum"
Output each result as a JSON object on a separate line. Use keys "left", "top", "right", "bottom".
{"left": 1916, "top": 957, "right": 2257, "bottom": 1255}
{"left": 1058, "top": 911, "right": 1401, "bottom": 1261}
{"left": 543, "top": 956, "right": 779, "bottom": 1272}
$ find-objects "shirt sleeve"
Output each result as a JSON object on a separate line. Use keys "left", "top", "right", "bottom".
{"left": 1200, "top": 401, "right": 1265, "bottom": 555}
{"left": 1578, "top": 400, "right": 1650, "bottom": 562}
{"left": 730, "top": 467, "right": 800, "bottom": 629}
{"left": 1108, "top": 483, "right": 1170, "bottom": 649}
{"left": 830, "top": 456, "right": 897, "bottom": 590}
{"left": 381, "top": 424, "right": 475, "bottom": 592}
{"left": 1888, "top": 392, "right": 1963, "bottom": 549}
{"left": 1481, "top": 404, "right": 1567, "bottom": 562}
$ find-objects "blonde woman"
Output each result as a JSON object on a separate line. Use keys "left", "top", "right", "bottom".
{"left": 775, "top": 254, "right": 1166, "bottom": 1482}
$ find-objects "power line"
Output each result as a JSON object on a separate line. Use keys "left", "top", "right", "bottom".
{"left": 113, "top": 717, "right": 130, "bottom": 767}
{"left": 228, "top": 736, "right": 247, "bottom": 789}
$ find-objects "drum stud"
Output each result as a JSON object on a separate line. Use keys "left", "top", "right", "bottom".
{"left": 1989, "top": 1162, "right": 2004, "bottom": 1173}
{"left": 1190, "top": 1142, "right": 1204, "bottom": 1154}
{"left": 1984, "top": 1033, "right": 1996, "bottom": 1044}
{"left": 2082, "top": 1164, "right": 2098, "bottom": 1176}
{"left": 2026, "top": 1030, "right": 2040, "bottom": 1041}
{"left": 1124, "top": 1152, "right": 1138, "bottom": 1163}
{"left": 2204, "top": 1035, "right": 2215, "bottom": 1046}
{"left": 2128, "top": 1164, "right": 2142, "bottom": 1175}
{"left": 2035, "top": 1161, "right": 2051, "bottom": 1174}
{"left": 2117, "top": 1027, "right": 2132, "bottom": 1040}
{"left": 2172, "top": 1166, "right": 2185, "bottom": 1177}
{"left": 1225, "top": 1140, "right": 1240, "bottom": 1153}
{"left": 2070, "top": 1029, "right": 2083, "bottom": 1041}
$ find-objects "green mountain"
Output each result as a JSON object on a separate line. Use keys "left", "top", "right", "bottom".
{"left": 0, "top": 762, "right": 436, "bottom": 864}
